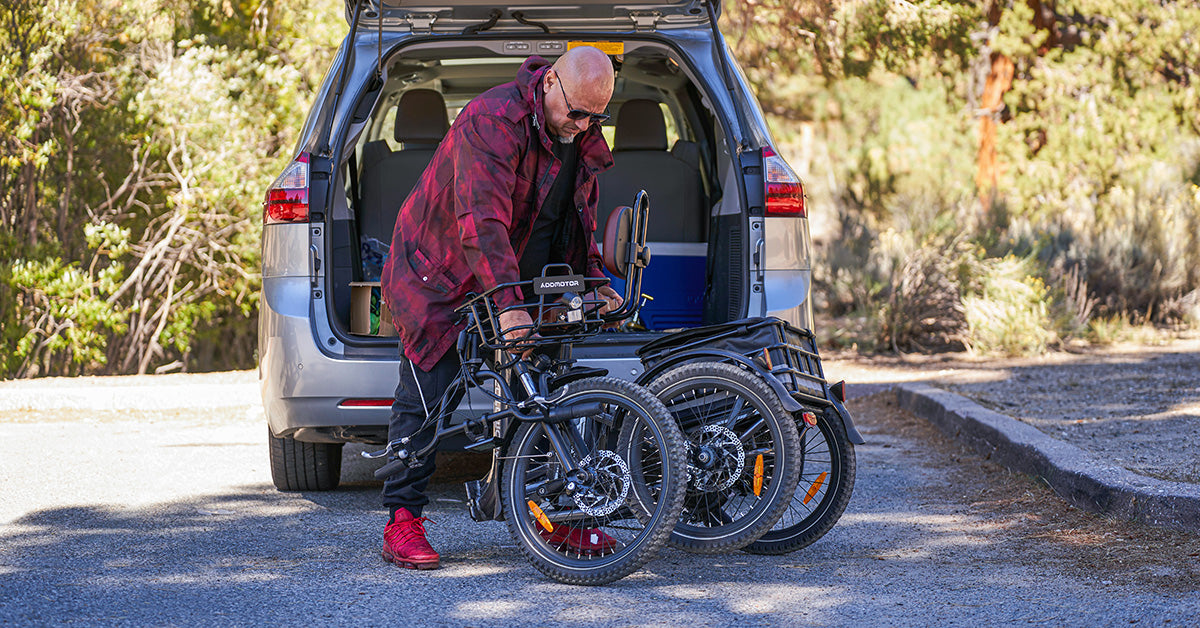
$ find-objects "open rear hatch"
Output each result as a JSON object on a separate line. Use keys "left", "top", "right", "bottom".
{"left": 321, "top": 2, "right": 752, "bottom": 353}
{"left": 344, "top": 0, "right": 719, "bottom": 32}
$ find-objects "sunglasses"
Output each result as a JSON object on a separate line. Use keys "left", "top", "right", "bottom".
{"left": 556, "top": 77, "right": 611, "bottom": 125}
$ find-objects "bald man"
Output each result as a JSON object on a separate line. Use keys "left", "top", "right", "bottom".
{"left": 378, "top": 47, "right": 623, "bottom": 570}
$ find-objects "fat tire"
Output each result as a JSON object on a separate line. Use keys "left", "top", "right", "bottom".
{"left": 742, "top": 406, "right": 855, "bottom": 554}
{"left": 268, "top": 429, "right": 343, "bottom": 491}
{"left": 500, "top": 377, "right": 687, "bottom": 585}
{"left": 649, "top": 362, "right": 802, "bottom": 553}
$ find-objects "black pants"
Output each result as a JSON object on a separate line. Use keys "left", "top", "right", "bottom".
{"left": 380, "top": 348, "right": 465, "bottom": 517}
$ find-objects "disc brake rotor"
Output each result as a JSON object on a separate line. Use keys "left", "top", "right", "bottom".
{"left": 687, "top": 425, "right": 745, "bottom": 492}
{"left": 572, "top": 450, "right": 631, "bottom": 516}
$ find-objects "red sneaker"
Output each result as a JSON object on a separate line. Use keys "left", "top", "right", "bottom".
{"left": 539, "top": 526, "right": 619, "bottom": 556}
{"left": 382, "top": 508, "right": 440, "bottom": 570}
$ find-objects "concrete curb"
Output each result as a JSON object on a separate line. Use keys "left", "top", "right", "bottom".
{"left": 895, "top": 382, "right": 1200, "bottom": 534}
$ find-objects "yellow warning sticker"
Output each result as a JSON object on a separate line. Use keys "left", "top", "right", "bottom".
{"left": 569, "top": 41, "right": 625, "bottom": 56}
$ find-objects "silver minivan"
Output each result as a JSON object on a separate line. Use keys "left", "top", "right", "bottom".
{"left": 260, "top": 0, "right": 818, "bottom": 490}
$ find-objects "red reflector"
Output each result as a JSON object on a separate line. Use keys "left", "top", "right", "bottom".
{"left": 339, "top": 399, "right": 393, "bottom": 408}
{"left": 802, "top": 411, "right": 817, "bottom": 427}
{"left": 763, "top": 146, "right": 806, "bottom": 217}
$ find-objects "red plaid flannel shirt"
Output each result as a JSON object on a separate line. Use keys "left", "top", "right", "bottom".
{"left": 381, "top": 56, "right": 613, "bottom": 370}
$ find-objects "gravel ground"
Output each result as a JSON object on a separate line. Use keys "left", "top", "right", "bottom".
{"left": 2, "top": 376, "right": 1198, "bottom": 625}
{"left": 824, "top": 337, "right": 1200, "bottom": 485}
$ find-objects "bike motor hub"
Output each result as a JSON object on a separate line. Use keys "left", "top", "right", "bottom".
{"left": 686, "top": 425, "right": 745, "bottom": 492}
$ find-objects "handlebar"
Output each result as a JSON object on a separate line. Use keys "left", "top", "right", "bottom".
{"left": 454, "top": 190, "right": 653, "bottom": 353}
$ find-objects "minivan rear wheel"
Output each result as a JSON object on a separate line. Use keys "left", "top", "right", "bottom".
{"left": 268, "top": 429, "right": 343, "bottom": 491}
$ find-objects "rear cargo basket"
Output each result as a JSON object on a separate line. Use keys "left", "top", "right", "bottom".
{"left": 637, "top": 316, "right": 828, "bottom": 404}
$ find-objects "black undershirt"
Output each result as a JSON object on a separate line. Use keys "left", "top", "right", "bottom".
{"left": 518, "top": 138, "right": 578, "bottom": 283}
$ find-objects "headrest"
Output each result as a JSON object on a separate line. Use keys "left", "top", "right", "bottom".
{"left": 394, "top": 89, "right": 449, "bottom": 145}
{"left": 360, "top": 140, "right": 391, "bottom": 166}
{"left": 614, "top": 99, "right": 668, "bottom": 152}
{"left": 670, "top": 140, "right": 700, "bottom": 169}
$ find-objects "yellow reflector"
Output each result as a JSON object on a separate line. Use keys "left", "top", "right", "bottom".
{"left": 569, "top": 41, "right": 625, "bottom": 55}
{"left": 753, "top": 454, "right": 764, "bottom": 496}
{"left": 528, "top": 500, "right": 554, "bottom": 533}
{"left": 803, "top": 471, "right": 828, "bottom": 505}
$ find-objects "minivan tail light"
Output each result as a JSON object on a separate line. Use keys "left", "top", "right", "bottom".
{"left": 264, "top": 153, "right": 310, "bottom": 224}
{"left": 763, "top": 146, "right": 806, "bottom": 217}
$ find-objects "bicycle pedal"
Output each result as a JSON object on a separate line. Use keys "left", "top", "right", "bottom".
{"left": 463, "top": 436, "right": 499, "bottom": 452}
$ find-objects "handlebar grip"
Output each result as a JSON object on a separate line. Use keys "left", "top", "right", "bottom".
{"left": 374, "top": 457, "right": 409, "bottom": 480}
{"left": 545, "top": 402, "right": 605, "bottom": 422}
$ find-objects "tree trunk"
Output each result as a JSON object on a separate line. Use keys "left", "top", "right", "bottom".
{"left": 21, "top": 157, "right": 38, "bottom": 248}
{"left": 976, "top": 51, "right": 1014, "bottom": 214}
{"left": 58, "top": 119, "right": 74, "bottom": 252}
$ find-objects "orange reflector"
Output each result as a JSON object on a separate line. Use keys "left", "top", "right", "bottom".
{"left": 802, "top": 411, "right": 817, "bottom": 427}
{"left": 803, "top": 471, "right": 828, "bottom": 505}
{"left": 761, "top": 347, "right": 773, "bottom": 370}
{"left": 753, "top": 454, "right": 764, "bottom": 496}
{"left": 528, "top": 500, "right": 554, "bottom": 533}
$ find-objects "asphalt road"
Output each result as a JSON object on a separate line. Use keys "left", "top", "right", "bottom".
{"left": 1, "top": 376, "right": 1197, "bottom": 626}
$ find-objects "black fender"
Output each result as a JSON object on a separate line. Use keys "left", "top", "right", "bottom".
{"left": 822, "top": 381, "right": 866, "bottom": 445}
{"left": 465, "top": 414, "right": 516, "bottom": 523}
{"left": 636, "top": 348, "right": 804, "bottom": 413}
{"left": 547, "top": 366, "right": 609, "bottom": 392}
{"left": 637, "top": 348, "right": 866, "bottom": 446}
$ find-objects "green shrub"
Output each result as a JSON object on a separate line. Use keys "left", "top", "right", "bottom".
{"left": 7, "top": 222, "right": 131, "bottom": 376}
{"left": 876, "top": 239, "right": 976, "bottom": 353}
{"left": 750, "top": 1, "right": 1200, "bottom": 354}
{"left": 0, "top": 0, "right": 342, "bottom": 377}
{"left": 962, "top": 255, "right": 1056, "bottom": 355}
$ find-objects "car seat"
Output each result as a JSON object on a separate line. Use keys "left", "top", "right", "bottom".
{"left": 358, "top": 89, "right": 450, "bottom": 244}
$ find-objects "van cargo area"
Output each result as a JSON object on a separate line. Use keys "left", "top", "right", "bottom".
{"left": 323, "top": 39, "right": 747, "bottom": 346}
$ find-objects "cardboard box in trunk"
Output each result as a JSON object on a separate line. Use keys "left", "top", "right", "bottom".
{"left": 349, "top": 281, "right": 398, "bottom": 336}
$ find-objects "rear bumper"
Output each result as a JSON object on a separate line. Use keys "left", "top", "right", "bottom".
{"left": 258, "top": 275, "right": 512, "bottom": 444}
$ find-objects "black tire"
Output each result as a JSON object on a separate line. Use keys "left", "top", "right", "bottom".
{"left": 500, "top": 377, "right": 687, "bottom": 585}
{"left": 648, "top": 362, "right": 802, "bottom": 553}
{"left": 742, "top": 406, "right": 856, "bottom": 554}
{"left": 268, "top": 429, "right": 343, "bottom": 491}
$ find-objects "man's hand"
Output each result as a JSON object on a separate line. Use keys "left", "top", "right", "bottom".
{"left": 498, "top": 309, "right": 536, "bottom": 357}
{"left": 593, "top": 285, "right": 624, "bottom": 315}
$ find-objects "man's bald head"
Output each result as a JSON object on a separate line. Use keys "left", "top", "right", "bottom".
{"left": 542, "top": 46, "right": 616, "bottom": 142}
{"left": 552, "top": 46, "right": 615, "bottom": 104}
